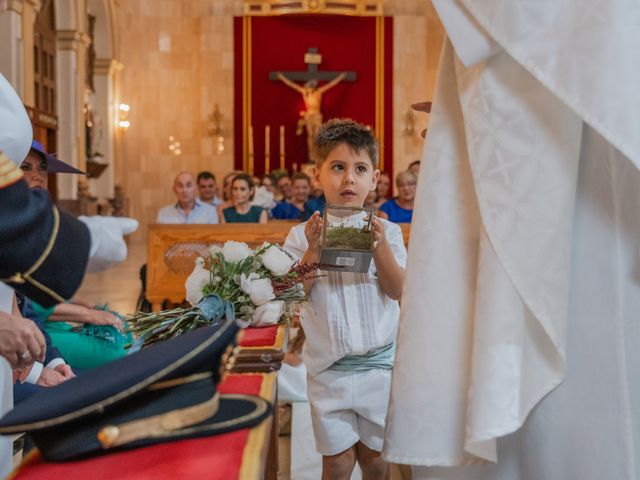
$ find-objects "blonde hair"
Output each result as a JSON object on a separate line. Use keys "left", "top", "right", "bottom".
{"left": 395, "top": 169, "right": 417, "bottom": 186}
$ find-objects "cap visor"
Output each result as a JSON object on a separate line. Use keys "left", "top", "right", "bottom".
{"left": 47, "top": 155, "right": 86, "bottom": 174}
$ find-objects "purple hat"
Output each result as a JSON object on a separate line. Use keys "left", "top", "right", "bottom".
{"left": 31, "top": 140, "right": 86, "bottom": 175}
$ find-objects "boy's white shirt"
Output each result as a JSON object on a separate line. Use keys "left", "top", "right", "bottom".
{"left": 284, "top": 215, "right": 407, "bottom": 377}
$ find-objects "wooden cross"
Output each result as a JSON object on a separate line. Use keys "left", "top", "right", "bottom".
{"left": 269, "top": 47, "right": 356, "bottom": 83}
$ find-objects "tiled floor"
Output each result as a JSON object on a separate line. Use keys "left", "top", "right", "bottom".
{"left": 75, "top": 238, "right": 146, "bottom": 316}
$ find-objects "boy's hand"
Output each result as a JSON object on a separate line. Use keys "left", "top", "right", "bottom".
{"left": 372, "top": 217, "right": 387, "bottom": 251}
{"left": 304, "top": 211, "right": 324, "bottom": 254}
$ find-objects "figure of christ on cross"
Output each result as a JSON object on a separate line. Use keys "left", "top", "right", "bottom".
{"left": 276, "top": 71, "right": 347, "bottom": 163}
{"left": 270, "top": 47, "right": 356, "bottom": 164}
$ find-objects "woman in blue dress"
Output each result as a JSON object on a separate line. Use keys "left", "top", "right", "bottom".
{"left": 221, "top": 173, "right": 268, "bottom": 223}
{"left": 377, "top": 169, "right": 417, "bottom": 223}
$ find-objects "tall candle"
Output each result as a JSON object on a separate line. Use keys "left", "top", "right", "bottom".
{"left": 279, "top": 125, "right": 285, "bottom": 170}
{"left": 248, "top": 126, "right": 254, "bottom": 174}
{"left": 265, "top": 125, "right": 270, "bottom": 173}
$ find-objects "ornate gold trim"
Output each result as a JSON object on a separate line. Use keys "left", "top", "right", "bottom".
{"left": 244, "top": 0, "right": 382, "bottom": 16}
{"left": 1, "top": 205, "right": 67, "bottom": 304}
{"left": 238, "top": 373, "right": 276, "bottom": 479}
{"left": 97, "top": 394, "right": 221, "bottom": 449}
{"left": 0, "top": 152, "right": 24, "bottom": 188}
{"left": 375, "top": 16, "right": 385, "bottom": 171}
{"left": 242, "top": 17, "right": 252, "bottom": 173}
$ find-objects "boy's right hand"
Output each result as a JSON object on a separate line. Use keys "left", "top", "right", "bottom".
{"left": 304, "top": 211, "right": 324, "bottom": 254}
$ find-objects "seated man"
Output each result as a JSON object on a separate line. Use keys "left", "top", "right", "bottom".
{"left": 196, "top": 171, "right": 223, "bottom": 207}
{"left": 271, "top": 172, "right": 316, "bottom": 221}
{"left": 275, "top": 173, "right": 293, "bottom": 202}
{"left": 157, "top": 171, "right": 219, "bottom": 224}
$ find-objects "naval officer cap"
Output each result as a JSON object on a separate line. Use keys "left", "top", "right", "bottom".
{"left": 0, "top": 319, "right": 271, "bottom": 461}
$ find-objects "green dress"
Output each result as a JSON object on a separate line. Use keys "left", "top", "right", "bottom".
{"left": 33, "top": 303, "right": 132, "bottom": 370}
{"left": 223, "top": 205, "right": 264, "bottom": 223}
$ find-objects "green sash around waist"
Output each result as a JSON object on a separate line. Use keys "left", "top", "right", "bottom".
{"left": 330, "top": 343, "right": 395, "bottom": 372}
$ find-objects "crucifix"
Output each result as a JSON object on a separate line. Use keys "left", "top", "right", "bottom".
{"left": 270, "top": 48, "right": 356, "bottom": 163}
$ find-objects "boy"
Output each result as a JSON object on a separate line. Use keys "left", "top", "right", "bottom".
{"left": 285, "top": 119, "right": 407, "bottom": 479}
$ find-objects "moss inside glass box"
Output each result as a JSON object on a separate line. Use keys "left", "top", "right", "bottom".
{"left": 325, "top": 225, "right": 373, "bottom": 250}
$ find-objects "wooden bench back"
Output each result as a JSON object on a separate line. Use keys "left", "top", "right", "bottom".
{"left": 147, "top": 222, "right": 410, "bottom": 311}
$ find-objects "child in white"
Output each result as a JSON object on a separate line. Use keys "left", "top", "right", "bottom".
{"left": 284, "top": 119, "right": 407, "bottom": 480}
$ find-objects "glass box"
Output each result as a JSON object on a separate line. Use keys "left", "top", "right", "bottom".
{"left": 320, "top": 204, "right": 374, "bottom": 273}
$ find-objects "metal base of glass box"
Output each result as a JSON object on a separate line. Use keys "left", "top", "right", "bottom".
{"left": 320, "top": 249, "right": 373, "bottom": 273}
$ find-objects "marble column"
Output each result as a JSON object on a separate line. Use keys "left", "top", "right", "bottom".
{"left": 0, "top": 0, "right": 42, "bottom": 98}
{"left": 90, "top": 57, "right": 121, "bottom": 198}
{"left": 56, "top": 28, "right": 89, "bottom": 199}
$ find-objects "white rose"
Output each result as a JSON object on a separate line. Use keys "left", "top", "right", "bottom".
{"left": 208, "top": 244, "right": 223, "bottom": 256}
{"left": 251, "top": 301, "right": 284, "bottom": 327}
{"left": 221, "top": 241, "right": 253, "bottom": 263}
{"left": 240, "top": 272, "right": 260, "bottom": 294}
{"left": 247, "top": 278, "right": 275, "bottom": 306}
{"left": 259, "top": 245, "right": 295, "bottom": 276}
{"left": 184, "top": 257, "right": 210, "bottom": 306}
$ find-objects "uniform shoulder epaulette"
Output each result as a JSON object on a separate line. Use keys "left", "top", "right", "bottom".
{"left": 0, "top": 151, "right": 24, "bottom": 188}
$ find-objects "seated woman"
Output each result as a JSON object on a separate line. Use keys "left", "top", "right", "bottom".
{"left": 261, "top": 173, "right": 276, "bottom": 194}
{"left": 377, "top": 169, "right": 417, "bottom": 223}
{"left": 216, "top": 170, "right": 243, "bottom": 220}
{"left": 373, "top": 171, "right": 392, "bottom": 209}
{"left": 35, "top": 299, "right": 131, "bottom": 370}
{"left": 221, "top": 173, "right": 268, "bottom": 223}
{"left": 20, "top": 141, "right": 132, "bottom": 369}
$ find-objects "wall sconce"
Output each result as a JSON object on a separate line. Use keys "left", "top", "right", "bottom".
{"left": 207, "top": 104, "right": 225, "bottom": 155}
{"left": 168, "top": 136, "right": 182, "bottom": 155}
{"left": 403, "top": 107, "right": 415, "bottom": 136}
{"left": 118, "top": 103, "right": 130, "bottom": 130}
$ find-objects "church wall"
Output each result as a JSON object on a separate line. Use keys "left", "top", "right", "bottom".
{"left": 391, "top": 2, "right": 443, "bottom": 188}
{"left": 117, "top": 0, "right": 443, "bottom": 233}
{"left": 117, "top": 0, "right": 239, "bottom": 233}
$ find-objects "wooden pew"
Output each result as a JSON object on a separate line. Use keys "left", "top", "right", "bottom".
{"left": 146, "top": 222, "right": 410, "bottom": 312}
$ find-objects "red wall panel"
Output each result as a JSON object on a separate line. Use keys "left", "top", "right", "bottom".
{"left": 234, "top": 15, "right": 392, "bottom": 178}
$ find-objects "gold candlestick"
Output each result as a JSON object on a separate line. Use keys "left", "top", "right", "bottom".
{"left": 248, "top": 126, "right": 254, "bottom": 174}
{"left": 279, "top": 125, "right": 285, "bottom": 171}
{"left": 265, "top": 125, "right": 270, "bottom": 174}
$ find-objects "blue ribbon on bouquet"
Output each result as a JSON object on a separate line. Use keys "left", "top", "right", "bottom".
{"left": 127, "top": 294, "right": 235, "bottom": 354}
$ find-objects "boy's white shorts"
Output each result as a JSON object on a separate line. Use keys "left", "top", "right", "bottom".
{"left": 306, "top": 367, "right": 392, "bottom": 456}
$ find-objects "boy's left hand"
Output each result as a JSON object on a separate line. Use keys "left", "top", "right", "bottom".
{"left": 372, "top": 217, "right": 387, "bottom": 251}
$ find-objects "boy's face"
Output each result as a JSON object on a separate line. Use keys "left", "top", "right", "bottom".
{"left": 314, "top": 143, "right": 379, "bottom": 208}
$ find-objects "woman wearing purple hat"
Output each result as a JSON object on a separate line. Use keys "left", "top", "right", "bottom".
{"left": 19, "top": 140, "right": 86, "bottom": 190}
{"left": 17, "top": 142, "right": 132, "bottom": 370}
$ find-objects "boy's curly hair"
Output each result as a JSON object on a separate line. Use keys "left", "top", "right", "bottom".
{"left": 314, "top": 118, "right": 378, "bottom": 169}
